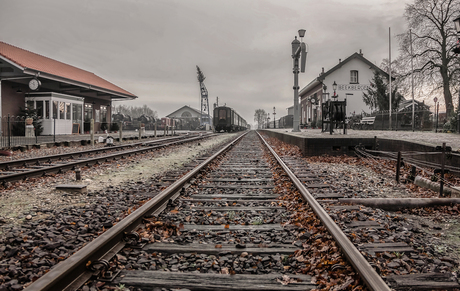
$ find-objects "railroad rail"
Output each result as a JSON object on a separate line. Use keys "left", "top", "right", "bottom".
{"left": 18, "top": 131, "right": 459, "bottom": 290}
{"left": 19, "top": 130, "right": 388, "bottom": 291}
{"left": 0, "top": 133, "right": 213, "bottom": 184}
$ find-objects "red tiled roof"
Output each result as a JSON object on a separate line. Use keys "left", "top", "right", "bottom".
{"left": 0, "top": 41, "right": 136, "bottom": 98}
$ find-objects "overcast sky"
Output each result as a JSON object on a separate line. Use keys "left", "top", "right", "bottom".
{"left": 0, "top": 0, "right": 413, "bottom": 124}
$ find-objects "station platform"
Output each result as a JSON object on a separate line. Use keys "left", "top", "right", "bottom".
{"left": 262, "top": 128, "right": 460, "bottom": 151}
{"left": 1, "top": 130, "right": 194, "bottom": 151}
{"left": 260, "top": 128, "right": 460, "bottom": 169}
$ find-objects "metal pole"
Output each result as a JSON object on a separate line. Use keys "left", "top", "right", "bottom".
{"left": 436, "top": 103, "right": 439, "bottom": 132}
{"left": 410, "top": 29, "right": 415, "bottom": 131}
{"left": 458, "top": 90, "right": 460, "bottom": 134}
{"left": 389, "top": 27, "right": 392, "bottom": 130}
{"left": 293, "top": 56, "right": 300, "bottom": 132}
{"left": 396, "top": 151, "right": 401, "bottom": 183}
{"left": 90, "top": 118, "right": 94, "bottom": 147}
{"left": 7, "top": 114, "right": 10, "bottom": 148}
{"left": 440, "top": 143, "right": 446, "bottom": 197}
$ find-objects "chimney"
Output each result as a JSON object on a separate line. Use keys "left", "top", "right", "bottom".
{"left": 321, "top": 67, "right": 324, "bottom": 74}
{"left": 339, "top": 59, "right": 341, "bottom": 63}
{"left": 359, "top": 49, "right": 363, "bottom": 56}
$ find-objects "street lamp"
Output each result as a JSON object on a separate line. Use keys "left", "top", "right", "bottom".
{"left": 332, "top": 81, "right": 338, "bottom": 99}
{"left": 273, "top": 107, "right": 276, "bottom": 129}
{"left": 267, "top": 113, "right": 271, "bottom": 129}
{"left": 291, "top": 29, "right": 307, "bottom": 132}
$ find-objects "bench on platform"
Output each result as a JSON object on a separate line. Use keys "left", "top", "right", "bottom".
{"left": 360, "top": 116, "right": 376, "bottom": 125}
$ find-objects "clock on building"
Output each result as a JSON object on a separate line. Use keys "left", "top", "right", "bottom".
{"left": 28, "top": 78, "right": 41, "bottom": 91}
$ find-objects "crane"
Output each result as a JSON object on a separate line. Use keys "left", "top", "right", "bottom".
{"left": 196, "top": 66, "right": 210, "bottom": 127}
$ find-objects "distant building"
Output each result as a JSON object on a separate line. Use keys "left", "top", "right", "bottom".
{"left": 166, "top": 105, "right": 211, "bottom": 130}
{"left": 299, "top": 50, "right": 389, "bottom": 125}
{"left": 0, "top": 41, "right": 136, "bottom": 134}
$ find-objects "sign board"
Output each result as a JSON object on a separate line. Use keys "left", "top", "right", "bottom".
{"left": 338, "top": 84, "right": 370, "bottom": 91}
{"left": 72, "top": 123, "right": 80, "bottom": 134}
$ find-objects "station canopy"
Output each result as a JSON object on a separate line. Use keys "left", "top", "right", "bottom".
{"left": 0, "top": 41, "right": 137, "bottom": 101}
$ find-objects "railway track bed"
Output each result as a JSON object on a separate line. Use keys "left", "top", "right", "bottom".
{"left": 2, "top": 131, "right": 459, "bottom": 290}
{"left": 107, "top": 132, "right": 323, "bottom": 290}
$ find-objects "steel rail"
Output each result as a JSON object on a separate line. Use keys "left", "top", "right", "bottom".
{"left": 0, "top": 133, "right": 199, "bottom": 170}
{"left": 0, "top": 134, "right": 214, "bottom": 184}
{"left": 23, "top": 132, "right": 247, "bottom": 291}
{"left": 257, "top": 132, "right": 391, "bottom": 291}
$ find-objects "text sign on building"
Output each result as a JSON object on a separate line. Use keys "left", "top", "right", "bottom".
{"left": 338, "top": 84, "right": 370, "bottom": 91}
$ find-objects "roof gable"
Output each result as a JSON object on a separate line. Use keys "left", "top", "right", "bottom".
{"left": 166, "top": 105, "right": 209, "bottom": 117}
{"left": 0, "top": 41, "right": 136, "bottom": 98}
{"left": 318, "top": 52, "right": 389, "bottom": 81}
{"left": 300, "top": 52, "right": 389, "bottom": 96}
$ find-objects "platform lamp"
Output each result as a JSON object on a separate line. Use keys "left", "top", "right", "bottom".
{"left": 453, "top": 16, "right": 460, "bottom": 134}
{"left": 332, "top": 81, "right": 338, "bottom": 99}
{"left": 291, "top": 29, "right": 307, "bottom": 132}
{"left": 273, "top": 107, "right": 276, "bottom": 129}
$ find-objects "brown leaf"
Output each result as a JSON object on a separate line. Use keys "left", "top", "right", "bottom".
{"left": 224, "top": 224, "right": 230, "bottom": 229}
{"left": 215, "top": 244, "right": 222, "bottom": 248}
{"left": 276, "top": 275, "right": 297, "bottom": 285}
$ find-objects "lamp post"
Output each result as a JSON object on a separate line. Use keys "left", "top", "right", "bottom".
{"left": 267, "top": 113, "right": 270, "bottom": 129}
{"left": 273, "top": 107, "right": 276, "bottom": 129}
{"left": 291, "top": 29, "right": 307, "bottom": 132}
{"left": 434, "top": 97, "right": 438, "bottom": 132}
{"left": 453, "top": 16, "right": 460, "bottom": 134}
{"left": 332, "top": 81, "right": 338, "bottom": 99}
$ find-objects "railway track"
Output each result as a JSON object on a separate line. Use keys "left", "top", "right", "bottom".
{"left": 14, "top": 131, "right": 460, "bottom": 290}
{"left": 19, "top": 131, "right": 379, "bottom": 291}
{"left": 0, "top": 133, "right": 213, "bottom": 185}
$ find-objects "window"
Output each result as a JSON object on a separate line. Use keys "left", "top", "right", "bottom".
{"left": 84, "top": 104, "right": 93, "bottom": 121}
{"left": 73, "top": 104, "right": 82, "bottom": 123}
{"left": 100, "top": 106, "right": 107, "bottom": 122}
{"left": 181, "top": 111, "right": 192, "bottom": 118}
{"left": 45, "top": 101, "right": 50, "bottom": 119}
{"left": 95, "top": 109, "right": 100, "bottom": 123}
{"left": 219, "top": 109, "right": 226, "bottom": 120}
{"left": 53, "top": 101, "right": 58, "bottom": 119}
{"left": 66, "top": 103, "right": 71, "bottom": 120}
{"left": 36, "top": 101, "right": 43, "bottom": 119}
{"left": 350, "top": 70, "right": 359, "bottom": 83}
{"left": 59, "top": 102, "right": 65, "bottom": 119}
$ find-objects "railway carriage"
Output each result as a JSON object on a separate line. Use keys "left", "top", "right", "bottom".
{"left": 213, "top": 106, "right": 248, "bottom": 132}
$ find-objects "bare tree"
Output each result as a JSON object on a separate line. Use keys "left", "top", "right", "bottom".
{"left": 254, "top": 109, "right": 267, "bottom": 129}
{"left": 396, "top": 0, "right": 460, "bottom": 115}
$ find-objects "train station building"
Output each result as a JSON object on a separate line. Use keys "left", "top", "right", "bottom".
{"left": 299, "top": 50, "right": 389, "bottom": 126}
{"left": 0, "top": 41, "right": 137, "bottom": 135}
{"left": 166, "top": 105, "right": 212, "bottom": 130}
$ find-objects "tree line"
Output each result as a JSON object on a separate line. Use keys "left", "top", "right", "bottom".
{"left": 113, "top": 104, "right": 158, "bottom": 118}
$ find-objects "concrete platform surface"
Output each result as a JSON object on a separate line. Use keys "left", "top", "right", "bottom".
{"left": 265, "top": 129, "right": 460, "bottom": 152}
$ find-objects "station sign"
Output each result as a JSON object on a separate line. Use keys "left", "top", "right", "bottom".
{"left": 338, "top": 84, "right": 370, "bottom": 91}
